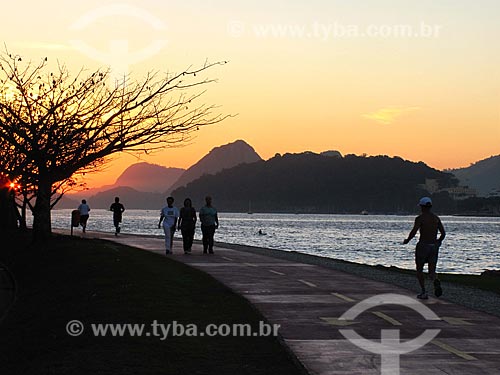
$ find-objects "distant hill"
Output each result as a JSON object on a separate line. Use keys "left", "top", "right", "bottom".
{"left": 67, "top": 162, "right": 185, "bottom": 200}
{"left": 169, "top": 140, "right": 262, "bottom": 192}
{"left": 65, "top": 140, "right": 261, "bottom": 208}
{"left": 86, "top": 186, "right": 164, "bottom": 209}
{"left": 450, "top": 155, "right": 500, "bottom": 196}
{"left": 66, "top": 184, "right": 115, "bottom": 200}
{"left": 321, "top": 150, "right": 343, "bottom": 158}
{"left": 172, "top": 152, "right": 458, "bottom": 213}
{"left": 114, "top": 163, "right": 184, "bottom": 193}
{"left": 53, "top": 195, "right": 80, "bottom": 209}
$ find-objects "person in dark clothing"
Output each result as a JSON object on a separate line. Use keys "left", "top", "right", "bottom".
{"left": 109, "top": 196, "right": 125, "bottom": 236}
{"left": 177, "top": 198, "right": 197, "bottom": 255}
{"left": 199, "top": 196, "right": 219, "bottom": 254}
{"left": 403, "top": 197, "right": 446, "bottom": 299}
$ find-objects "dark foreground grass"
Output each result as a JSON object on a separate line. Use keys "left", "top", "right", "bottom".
{"left": 0, "top": 233, "right": 304, "bottom": 375}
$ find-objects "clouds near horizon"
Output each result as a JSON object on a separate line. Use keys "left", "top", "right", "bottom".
{"left": 362, "top": 106, "right": 421, "bottom": 125}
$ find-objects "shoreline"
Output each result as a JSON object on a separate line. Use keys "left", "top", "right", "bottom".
{"left": 47, "top": 211, "right": 500, "bottom": 276}
{"left": 55, "top": 229, "right": 500, "bottom": 317}
{"left": 60, "top": 228, "right": 498, "bottom": 277}
{"left": 215, "top": 240, "right": 499, "bottom": 276}
{"left": 53, "top": 208, "right": 500, "bottom": 218}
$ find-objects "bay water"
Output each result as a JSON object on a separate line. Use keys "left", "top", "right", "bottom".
{"left": 43, "top": 210, "right": 500, "bottom": 275}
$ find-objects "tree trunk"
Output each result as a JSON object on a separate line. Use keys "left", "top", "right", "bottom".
{"left": 0, "top": 186, "right": 18, "bottom": 235}
{"left": 33, "top": 179, "right": 52, "bottom": 242}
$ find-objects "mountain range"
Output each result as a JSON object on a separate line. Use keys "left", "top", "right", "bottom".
{"left": 69, "top": 163, "right": 185, "bottom": 200}
{"left": 58, "top": 140, "right": 500, "bottom": 213}
{"left": 62, "top": 140, "right": 262, "bottom": 209}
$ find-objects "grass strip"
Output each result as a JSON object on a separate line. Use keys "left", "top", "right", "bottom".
{"left": 0, "top": 233, "right": 304, "bottom": 375}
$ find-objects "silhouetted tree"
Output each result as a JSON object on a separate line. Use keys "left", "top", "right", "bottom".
{"left": 0, "top": 52, "right": 227, "bottom": 241}
{"left": 0, "top": 173, "right": 18, "bottom": 234}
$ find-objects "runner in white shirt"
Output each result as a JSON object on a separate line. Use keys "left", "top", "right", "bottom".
{"left": 77, "top": 199, "right": 91, "bottom": 233}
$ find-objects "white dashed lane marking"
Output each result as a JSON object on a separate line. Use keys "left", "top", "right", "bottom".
{"left": 298, "top": 279, "right": 318, "bottom": 288}
{"left": 441, "top": 316, "right": 474, "bottom": 326}
{"left": 331, "top": 292, "right": 356, "bottom": 302}
{"left": 372, "top": 311, "right": 402, "bottom": 326}
{"left": 432, "top": 339, "right": 477, "bottom": 361}
{"left": 269, "top": 270, "right": 286, "bottom": 276}
{"left": 320, "top": 317, "right": 358, "bottom": 326}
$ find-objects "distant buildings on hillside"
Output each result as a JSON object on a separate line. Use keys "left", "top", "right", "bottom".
{"left": 421, "top": 179, "right": 477, "bottom": 200}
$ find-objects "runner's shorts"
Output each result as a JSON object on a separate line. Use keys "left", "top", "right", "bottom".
{"left": 415, "top": 242, "right": 439, "bottom": 267}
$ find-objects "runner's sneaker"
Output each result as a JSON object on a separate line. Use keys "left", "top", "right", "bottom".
{"left": 417, "top": 292, "right": 428, "bottom": 300}
{"left": 434, "top": 279, "right": 443, "bottom": 297}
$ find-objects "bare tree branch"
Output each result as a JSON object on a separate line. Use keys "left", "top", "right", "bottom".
{"left": 0, "top": 52, "right": 229, "bottom": 240}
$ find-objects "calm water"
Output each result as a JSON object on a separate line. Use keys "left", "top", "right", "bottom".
{"left": 44, "top": 210, "right": 500, "bottom": 275}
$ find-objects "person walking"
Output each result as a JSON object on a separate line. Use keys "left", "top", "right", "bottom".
{"left": 110, "top": 197, "right": 125, "bottom": 236}
{"left": 178, "top": 198, "right": 197, "bottom": 255}
{"left": 403, "top": 197, "right": 446, "bottom": 299}
{"left": 77, "top": 199, "right": 90, "bottom": 233}
{"left": 199, "top": 196, "right": 219, "bottom": 254}
{"left": 158, "top": 196, "right": 179, "bottom": 254}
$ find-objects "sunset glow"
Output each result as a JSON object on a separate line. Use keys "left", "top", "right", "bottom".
{"left": 3, "top": 0, "right": 498, "bottom": 188}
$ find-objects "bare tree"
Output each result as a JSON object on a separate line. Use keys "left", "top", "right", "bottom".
{"left": 0, "top": 52, "right": 228, "bottom": 241}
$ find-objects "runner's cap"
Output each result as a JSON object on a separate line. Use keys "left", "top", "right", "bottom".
{"left": 418, "top": 197, "right": 432, "bottom": 207}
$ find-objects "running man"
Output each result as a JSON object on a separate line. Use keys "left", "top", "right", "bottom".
{"left": 403, "top": 197, "right": 446, "bottom": 299}
{"left": 158, "top": 196, "right": 179, "bottom": 254}
{"left": 77, "top": 199, "right": 90, "bottom": 233}
{"left": 110, "top": 197, "right": 125, "bottom": 236}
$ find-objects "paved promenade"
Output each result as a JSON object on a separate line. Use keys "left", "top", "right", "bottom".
{"left": 60, "top": 230, "right": 500, "bottom": 374}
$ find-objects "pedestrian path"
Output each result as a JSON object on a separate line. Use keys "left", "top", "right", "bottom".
{"left": 59, "top": 230, "right": 500, "bottom": 374}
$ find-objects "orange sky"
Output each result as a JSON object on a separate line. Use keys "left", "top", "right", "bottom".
{"left": 3, "top": 1, "right": 499, "bottom": 188}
